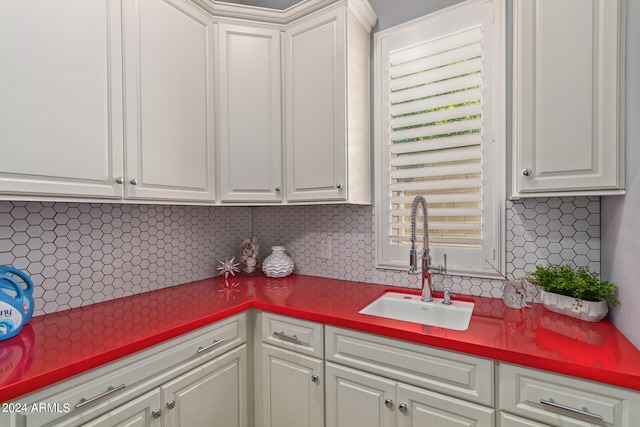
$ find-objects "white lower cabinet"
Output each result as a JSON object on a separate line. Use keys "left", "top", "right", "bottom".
{"left": 325, "top": 326, "right": 494, "bottom": 406}
{"left": 326, "top": 362, "right": 494, "bottom": 427}
{"left": 255, "top": 312, "right": 325, "bottom": 427}
{"left": 396, "top": 383, "right": 494, "bottom": 427}
{"left": 58, "top": 346, "right": 247, "bottom": 427}
{"left": 161, "top": 345, "right": 247, "bottom": 427}
{"left": 9, "top": 311, "right": 640, "bottom": 427}
{"left": 325, "top": 362, "right": 395, "bottom": 427}
{"left": 7, "top": 313, "right": 246, "bottom": 427}
{"left": 499, "top": 363, "right": 640, "bottom": 427}
{"left": 74, "top": 389, "right": 163, "bottom": 427}
{"left": 325, "top": 326, "right": 495, "bottom": 427}
{"left": 260, "top": 344, "right": 324, "bottom": 427}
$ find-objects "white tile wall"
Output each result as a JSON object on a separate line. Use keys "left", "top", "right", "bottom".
{"left": 0, "top": 197, "right": 600, "bottom": 315}
{"left": 0, "top": 201, "right": 251, "bottom": 315}
{"left": 255, "top": 196, "right": 600, "bottom": 299}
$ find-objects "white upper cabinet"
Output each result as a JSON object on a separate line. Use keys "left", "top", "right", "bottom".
{"left": 1, "top": 0, "right": 373, "bottom": 205}
{"left": 0, "top": 0, "right": 125, "bottom": 199}
{"left": 216, "top": 22, "right": 282, "bottom": 203}
{"left": 283, "top": 1, "right": 374, "bottom": 203}
{"left": 512, "top": 0, "right": 625, "bottom": 198}
{"left": 122, "top": 0, "right": 216, "bottom": 202}
{"left": 0, "top": 0, "right": 215, "bottom": 204}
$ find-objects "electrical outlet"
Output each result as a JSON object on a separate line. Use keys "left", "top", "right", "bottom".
{"left": 320, "top": 240, "right": 332, "bottom": 259}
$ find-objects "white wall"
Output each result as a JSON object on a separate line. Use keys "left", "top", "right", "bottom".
{"left": 602, "top": 0, "right": 640, "bottom": 349}
{"left": 368, "top": 0, "right": 464, "bottom": 31}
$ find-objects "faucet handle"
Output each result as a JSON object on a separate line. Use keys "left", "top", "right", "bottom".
{"left": 432, "top": 253, "right": 447, "bottom": 274}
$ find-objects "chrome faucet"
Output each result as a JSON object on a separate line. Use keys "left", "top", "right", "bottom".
{"left": 408, "top": 195, "right": 446, "bottom": 302}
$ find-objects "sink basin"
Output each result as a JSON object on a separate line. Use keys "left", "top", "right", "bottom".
{"left": 359, "top": 292, "right": 474, "bottom": 331}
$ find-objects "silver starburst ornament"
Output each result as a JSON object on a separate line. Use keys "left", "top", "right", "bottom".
{"left": 217, "top": 257, "right": 240, "bottom": 278}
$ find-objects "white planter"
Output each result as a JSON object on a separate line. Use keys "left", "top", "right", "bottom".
{"left": 540, "top": 290, "right": 609, "bottom": 322}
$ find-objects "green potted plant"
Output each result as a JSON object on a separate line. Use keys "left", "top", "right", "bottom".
{"left": 526, "top": 264, "right": 619, "bottom": 322}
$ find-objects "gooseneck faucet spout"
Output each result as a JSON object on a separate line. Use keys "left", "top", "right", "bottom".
{"left": 409, "top": 196, "right": 432, "bottom": 302}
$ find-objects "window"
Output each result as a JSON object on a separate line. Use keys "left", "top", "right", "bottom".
{"left": 374, "top": 0, "right": 505, "bottom": 277}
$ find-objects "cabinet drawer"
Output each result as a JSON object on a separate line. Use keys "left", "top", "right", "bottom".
{"left": 260, "top": 312, "right": 323, "bottom": 358}
{"left": 500, "top": 412, "right": 551, "bottom": 427}
{"left": 499, "top": 363, "right": 640, "bottom": 427}
{"left": 11, "top": 313, "right": 246, "bottom": 427}
{"left": 325, "top": 326, "right": 493, "bottom": 406}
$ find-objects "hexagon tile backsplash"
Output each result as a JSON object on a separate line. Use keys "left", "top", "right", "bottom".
{"left": 254, "top": 196, "right": 600, "bottom": 299}
{"left": 0, "top": 197, "right": 600, "bottom": 316}
{"left": 0, "top": 202, "right": 251, "bottom": 315}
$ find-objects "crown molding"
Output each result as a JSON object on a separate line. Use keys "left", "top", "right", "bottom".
{"left": 192, "top": 0, "right": 377, "bottom": 28}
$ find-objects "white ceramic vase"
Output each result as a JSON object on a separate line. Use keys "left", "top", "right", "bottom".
{"left": 262, "top": 246, "right": 294, "bottom": 278}
{"left": 540, "top": 290, "right": 609, "bottom": 322}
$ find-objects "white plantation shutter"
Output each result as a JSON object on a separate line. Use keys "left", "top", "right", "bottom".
{"left": 374, "top": 0, "right": 505, "bottom": 277}
{"left": 388, "top": 27, "right": 483, "bottom": 249}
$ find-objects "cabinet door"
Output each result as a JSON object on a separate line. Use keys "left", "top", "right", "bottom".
{"left": 261, "top": 343, "right": 324, "bottom": 427}
{"left": 512, "top": 0, "right": 623, "bottom": 196}
{"left": 0, "top": 0, "right": 124, "bottom": 199}
{"left": 396, "top": 383, "right": 494, "bottom": 427}
{"left": 161, "top": 345, "right": 247, "bottom": 427}
{"left": 81, "top": 389, "right": 162, "bottom": 427}
{"left": 217, "top": 23, "right": 282, "bottom": 203}
{"left": 325, "top": 362, "right": 395, "bottom": 427}
{"left": 122, "top": 0, "right": 215, "bottom": 202}
{"left": 284, "top": 9, "right": 347, "bottom": 202}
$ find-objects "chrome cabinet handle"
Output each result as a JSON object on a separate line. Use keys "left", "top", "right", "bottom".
{"left": 197, "top": 338, "right": 226, "bottom": 354}
{"left": 130, "top": 178, "right": 138, "bottom": 185}
{"left": 166, "top": 400, "right": 176, "bottom": 410}
{"left": 115, "top": 177, "right": 124, "bottom": 184}
{"left": 384, "top": 398, "right": 394, "bottom": 409}
{"left": 275, "top": 187, "right": 281, "bottom": 192}
{"left": 540, "top": 399, "right": 603, "bottom": 421}
{"left": 522, "top": 168, "right": 532, "bottom": 177}
{"left": 398, "top": 403, "right": 408, "bottom": 414}
{"left": 75, "top": 384, "right": 126, "bottom": 409}
{"left": 336, "top": 183, "right": 342, "bottom": 189}
{"left": 273, "top": 331, "right": 304, "bottom": 345}
{"left": 152, "top": 409, "right": 162, "bottom": 419}
{"left": 311, "top": 374, "right": 320, "bottom": 384}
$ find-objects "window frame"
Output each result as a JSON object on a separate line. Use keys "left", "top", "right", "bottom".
{"left": 373, "top": 0, "right": 506, "bottom": 278}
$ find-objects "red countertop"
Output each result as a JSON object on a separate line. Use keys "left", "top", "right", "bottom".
{"left": 2, "top": 274, "right": 640, "bottom": 402}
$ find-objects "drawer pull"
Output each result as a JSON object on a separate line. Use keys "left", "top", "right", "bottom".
{"left": 197, "top": 338, "right": 226, "bottom": 354}
{"left": 540, "top": 399, "right": 604, "bottom": 421}
{"left": 76, "top": 384, "right": 126, "bottom": 409}
{"left": 273, "top": 331, "right": 304, "bottom": 345}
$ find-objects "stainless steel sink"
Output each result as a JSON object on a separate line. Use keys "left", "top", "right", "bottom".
{"left": 359, "top": 292, "right": 474, "bottom": 331}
